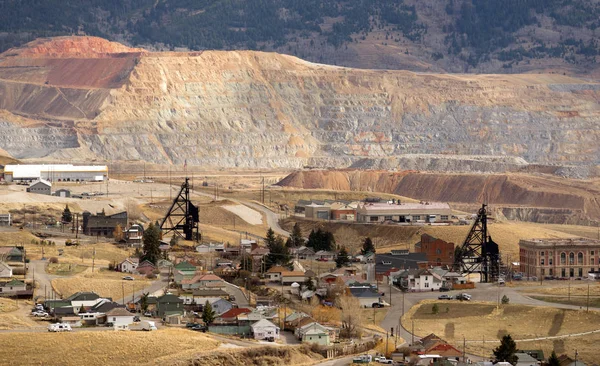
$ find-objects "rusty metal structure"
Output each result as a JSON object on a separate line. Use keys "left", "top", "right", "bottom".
{"left": 455, "top": 204, "right": 500, "bottom": 282}
{"left": 160, "top": 178, "right": 199, "bottom": 241}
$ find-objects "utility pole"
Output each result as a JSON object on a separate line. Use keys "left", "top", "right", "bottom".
{"left": 389, "top": 279, "right": 392, "bottom": 306}
{"left": 411, "top": 320, "right": 414, "bottom": 345}
{"left": 463, "top": 336, "right": 466, "bottom": 362}
{"left": 385, "top": 331, "right": 389, "bottom": 356}
{"left": 92, "top": 248, "right": 96, "bottom": 273}
{"left": 122, "top": 281, "right": 125, "bottom": 305}
{"left": 75, "top": 213, "right": 79, "bottom": 239}
{"left": 587, "top": 282, "right": 590, "bottom": 312}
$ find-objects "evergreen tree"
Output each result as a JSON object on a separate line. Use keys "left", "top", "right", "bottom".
{"left": 142, "top": 222, "right": 161, "bottom": 265}
{"left": 140, "top": 292, "right": 149, "bottom": 312}
{"left": 493, "top": 334, "right": 518, "bottom": 364}
{"left": 307, "top": 228, "right": 335, "bottom": 251}
{"left": 265, "top": 234, "right": 292, "bottom": 270}
{"left": 202, "top": 300, "right": 216, "bottom": 325}
{"left": 304, "top": 277, "right": 315, "bottom": 291}
{"left": 335, "top": 246, "right": 351, "bottom": 268}
{"left": 361, "top": 237, "right": 375, "bottom": 255}
{"left": 265, "top": 227, "right": 276, "bottom": 248}
{"left": 548, "top": 351, "right": 560, "bottom": 366}
{"left": 288, "top": 223, "right": 305, "bottom": 247}
{"left": 62, "top": 205, "right": 72, "bottom": 223}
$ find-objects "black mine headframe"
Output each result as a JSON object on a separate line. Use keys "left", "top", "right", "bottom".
{"left": 160, "top": 178, "right": 200, "bottom": 241}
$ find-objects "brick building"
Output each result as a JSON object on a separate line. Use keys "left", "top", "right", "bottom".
{"left": 415, "top": 234, "right": 455, "bottom": 266}
{"left": 519, "top": 238, "right": 600, "bottom": 279}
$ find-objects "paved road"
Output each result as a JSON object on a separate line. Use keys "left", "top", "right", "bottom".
{"left": 27, "top": 260, "right": 59, "bottom": 300}
{"left": 223, "top": 281, "right": 250, "bottom": 308}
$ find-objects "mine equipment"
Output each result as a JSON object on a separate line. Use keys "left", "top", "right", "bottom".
{"left": 454, "top": 204, "right": 500, "bottom": 282}
{"left": 160, "top": 178, "right": 200, "bottom": 241}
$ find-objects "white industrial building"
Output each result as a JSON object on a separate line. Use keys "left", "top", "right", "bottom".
{"left": 3, "top": 164, "right": 108, "bottom": 183}
{"left": 356, "top": 201, "right": 452, "bottom": 223}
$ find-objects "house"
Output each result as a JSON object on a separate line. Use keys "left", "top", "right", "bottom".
{"left": 117, "top": 258, "right": 139, "bottom": 273}
{"left": 281, "top": 271, "right": 306, "bottom": 285}
{"left": 375, "top": 251, "right": 428, "bottom": 281}
{"left": 415, "top": 234, "right": 455, "bottom": 267}
{"left": 60, "top": 316, "right": 82, "bottom": 327}
{"left": 211, "top": 298, "right": 234, "bottom": 315}
{"left": 332, "top": 266, "right": 359, "bottom": 277}
{"left": 125, "top": 224, "right": 144, "bottom": 245}
{"left": 348, "top": 287, "right": 381, "bottom": 307}
{"left": 0, "top": 214, "right": 11, "bottom": 226}
{"left": 0, "top": 261, "right": 12, "bottom": 278}
{"left": 514, "top": 353, "right": 540, "bottom": 366}
{"left": 27, "top": 179, "right": 51, "bottom": 195}
{"left": 329, "top": 202, "right": 357, "bottom": 221}
{"left": 173, "top": 261, "right": 197, "bottom": 283}
{"left": 80, "top": 300, "right": 125, "bottom": 325}
{"left": 408, "top": 334, "right": 463, "bottom": 360}
{"left": 304, "top": 202, "right": 332, "bottom": 220}
{"left": 284, "top": 312, "right": 309, "bottom": 328}
{"left": 181, "top": 274, "right": 224, "bottom": 290}
{"left": 296, "top": 246, "right": 315, "bottom": 260}
{"left": 157, "top": 259, "right": 173, "bottom": 269}
{"left": 0, "top": 247, "right": 24, "bottom": 262}
{"left": 82, "top": 211, "right": 128, "bottom": 237}
{"left": 136, "top": 260, "right": 156, "bottom": 276}
{"left": 241, "top": 239, "right": 257, "bottom": 252}
{"left": 106, "top": 307, "right": 135, "bottom": 330}
{"left": 392, "top": 269, "right": 443, "bottom": 292}
{"left": 319, "top": 273, "right": 340, "bottom": 285}
{"left": 296, "top": 322, "right": 331, "bottom": 346}
{"left": 216, "top": 308, "right": 252, "bottom": 324}
{"left": 54, "top": 189, "right": 71, "bottom": 198}
{"left": 557, "top": 355, "right": 587, "bottom": 366}
{"left": 266, "top": 266, "right": 288, "bottom": 282}
{"left": 196, "top": 242, "right": 225, "bottom": 253}
{"left": 0, "top": 279, "right": 27, "bottom": 296}
{"left": 250, "top": 319, "right": 280, "bottom": 340}
{"left": 156, "top": 294, "right": 184, "bottom": 318}
{"left": 315, "top": 250, "right": 336, "bottom": 261}
{"left": 66, "top": 292, "right": 103, "bottom": 312}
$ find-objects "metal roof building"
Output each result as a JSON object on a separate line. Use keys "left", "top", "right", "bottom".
{"left": 3, "top": 164, "right": 108, "bottom": 182}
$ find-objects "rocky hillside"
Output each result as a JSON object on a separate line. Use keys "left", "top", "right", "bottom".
{"left": 2, "top": 0, "right": 600, "bottom": 74}
{"left": 0, "top": 36, "right": 599, "bottom": 172}
{"left": 277, "top": 170, "right": 600, "bottom": 225}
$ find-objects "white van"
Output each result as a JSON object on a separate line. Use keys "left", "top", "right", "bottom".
{"left": 48, "top": 323, "right": 72, "bottom": 332}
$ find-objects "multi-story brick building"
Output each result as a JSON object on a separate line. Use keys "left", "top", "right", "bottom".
{"left": 519, "top": 238, "right": 600, "bottom": 279}
{"left": 415, "top": 234, "right": 455, "bottom": 266}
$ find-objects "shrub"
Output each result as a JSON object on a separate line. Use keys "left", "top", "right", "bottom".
{"left": 501, "top": 295, "right": 510, "bottom": 304}
{"left": 432, "top": 303, "right": 439, "bottom": 314}
{"left": 146, "top": 273, "right": 157, "bottom": 279}
{"left": 49, "top": 257, "right": 59, "bottom": 264}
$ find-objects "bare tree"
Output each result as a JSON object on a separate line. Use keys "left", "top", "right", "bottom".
{"left": 336, "top": 294, "right": 364, "bottom": 338}
{"left": 126, "top": 198, "right": 142, "bottom": 221}
{"left": 335, "top": 226, "right": 361, "bottom": 255}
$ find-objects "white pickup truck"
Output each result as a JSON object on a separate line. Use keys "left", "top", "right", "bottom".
{"left": 48, "top": 323, "right": 72, "bottom": 332}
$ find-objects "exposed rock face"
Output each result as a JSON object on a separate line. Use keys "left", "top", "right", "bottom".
{"left": 0, "top": 36, "right": 599, "bottom": 171}
{"left": 277, "top": 169, "right": 600, "bottom": 225}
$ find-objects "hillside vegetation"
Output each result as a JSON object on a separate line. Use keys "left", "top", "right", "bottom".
{"left": 1, "top": 0, "right": 600, "bottom": 73}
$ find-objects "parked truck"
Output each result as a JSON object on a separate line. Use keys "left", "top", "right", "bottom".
{"left": 140, "top": 320, "right": 157, "bottom": 331}
{"left": 352, "top": 355, "right": 372, "bottom": 363}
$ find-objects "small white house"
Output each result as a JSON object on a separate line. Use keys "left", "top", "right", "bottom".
{"left": 106, "top": 308, "right": 135, "bottom": 330}
{"left": 251, "top": 319, "right": 280, "bottom": 340}
{"left": 118, "top": 258, "right": 139, "bottom": 273}
{"left": 0, "top": 261, "right": 12, "bottom": 278}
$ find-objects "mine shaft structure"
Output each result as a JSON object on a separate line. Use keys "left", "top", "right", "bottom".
{"left": 455, "top": 204, "right": 501, "bottom": 282}
{"left": 160, "top": 178, "right": 200, "bottom": 241}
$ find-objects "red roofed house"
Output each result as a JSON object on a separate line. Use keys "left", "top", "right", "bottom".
{"left": 215, "top": 308, "right": 252, "bottom": 324}
{"left": 136, "top": 260, "right": 156, "bottom": 276}
{"left": 266, "top": 266, "right": 288, "bottom": 282}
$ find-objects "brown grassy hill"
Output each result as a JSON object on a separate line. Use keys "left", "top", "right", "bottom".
{"left": 278, "top": 170, "right": 600, "bottom": 225}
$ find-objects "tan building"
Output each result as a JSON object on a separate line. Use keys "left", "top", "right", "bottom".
{"left": 519, "top": 238, "right": 600, "bottom": 279}
{"left": 356, "top": 201, "right": 452, "bottom": 223}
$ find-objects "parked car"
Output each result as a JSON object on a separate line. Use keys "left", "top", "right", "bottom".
{"left": 266, "top": 336, "right": 275, "bottom": 342}
{"left": 48, "top": 323, "right": 72, "bottom": 332}
{"left": 186, "top": 322, "right": 197, "bottom": 328}
{"left": 133, "top": 316, "right": 141, "bottom": 322}
{"left": 32, "top": 311, "right": 49, "bottom": 317}
{"left": 190, "top": 324, "right": 207, "bottom": 332}
{"left": 143, "top": 311, "right": 153, "bottom": 317}
{"left": 378, "top": 358, "right": 393, "bottom": 364}
{"left": 122, "top": 276, "right": 134, "bottom": 281}
{"left": 141, "top": 320, "right": 157, "bottom": 331}
{"left": 456, "top": 293, "right": 472, "bottom": 301}
{"left": 372, "top": 302, "right": 384, "bottom": 308}
{"left": 105, "top": 322, "right": 114, "bottom": 327}
{"left": 439, "top": 287, "right": 451, "bottom": 292}
{"left": 438, "top": 294, "right": 453, "bottom": 300}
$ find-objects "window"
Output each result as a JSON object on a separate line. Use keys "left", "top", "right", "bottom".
{"left": 561, "top": 253, "right": 566, "bottom": 264}
{"left": 578, "top": 268, "right": 583, "bottom": 277}
{"left": 592, "top": 258, "right": 595, "bottom": 265}
{"left": 561, "top": 268, "right": 566, "bottom": 277}
{"left": 549, "top": 269, "right": 553, "bottom": 276}
{"left": 578, "top": 252, "right": 583, "bottom": 265}
{"left": 541, "top": 259, "right": 545, "bottom": 266}
{"left": 436, "top": 248, "right": 442, "bottom": 255}
{"left": 441, "top": 215, "right": 449, "bottom": 220}
{"left": 541, "top": 269, "right": 545, "bottom": 275}
{"left": 424, "top": 282, "right": 429, "bottom": 288}
{"left": 569, "top": 252, "right": 575, "bottom": 265}
{"left": 592, "top": 251, "right": 595, "bottom": 256}
{"left": 413, "top": 215, "right": 421, "bottom": 221}
{"left": 384, "top": 216, "right": 392, "bottom": 221}
{"left": 549, "top": 258, "right": 553, "bottom": 265}
{"left": 540, "top": 251, "right": 545, "bottom": 256}
{"left": 370, "top": 216, "right": 379, "bottom": 222}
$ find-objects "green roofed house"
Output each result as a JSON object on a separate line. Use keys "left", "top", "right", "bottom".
{"left": 0, "top": 279, "right": 26, "bottom": 296}
{"left": 174, "top": 261, "right": 197, "bottom": 285}
{"left": 156, "top": 293, "right": 184, "bottom": 318}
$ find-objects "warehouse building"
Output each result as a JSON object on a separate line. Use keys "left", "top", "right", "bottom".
{"left": 27, "top": 179, "right": 52, "bottom": 195}
{"left": 356, "top": 201, "right": 452, "bottom": 223}
{"left": 519, "top": 238, "right": 600, "bottom": 279}
{"left": 82, "top": 211, "right": 128, "bottom": 237}
{"left": 3, "top": 164, "right": 108, "bottom": 183}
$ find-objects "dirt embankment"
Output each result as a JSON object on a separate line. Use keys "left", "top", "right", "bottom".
{"left": 278, "top": 170, "right": 600, "bottom": 224}
{"left": 181, "top": 345, "right": 323, "bottom": 366}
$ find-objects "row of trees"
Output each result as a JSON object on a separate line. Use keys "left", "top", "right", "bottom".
{"left": 493, "top": 334, "right": 561, "bottom": 365}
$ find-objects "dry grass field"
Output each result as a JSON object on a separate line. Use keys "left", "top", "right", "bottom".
{"left": 0, "top": 328, "right": 220, "bottom": 366}
{"left": 52, "top": 268, "right": 151, "bottom": 300}
{"left": 0, "top": 298, "right": 18, "bottom": 313}
{"left": 26, "top": 242, "right": 132, "bottom": 265}
{"left": 46, "top": 263, "right": 88, "bottom": 275}
{"left": 522, "top": 282, "right": 600, "bottom": 296}
{"left": 402, "top": 300, "right": 600, "bottom": 363}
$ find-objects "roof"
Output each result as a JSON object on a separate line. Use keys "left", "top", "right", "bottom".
{"left": 349, "top": 287, "right": 380, "bottom": 299}
{"left": 90, "top": 301, "right": 124, "bottom": 313}
{"left": 515, "top": 353, "right": 539, "bottom": 363}
{"left": 357, "top": 201, "right": 451, "bottom": 212}
{"left": 251, "top": 319, "right": 279, "bottom": 330}
{"left": 315, "top": 250, "right": 335, "bottom": 256}
{"left": 174, "top": 261, "right": 196, "bottom": 271}
{"left": 199, "top": 274, "right": 223, "bottom": 281}
{"left": 281, "top": 271, "right": 306, "bottom": 277}
{"left": 375, "top": 252, "right": 428, "bottom": 273}
{"left": 520, "top": 238, "right": 600, "bottom": 248}
{"left": 157, "top": 294, "right": 183, "bottom": 303}
{"left": 219, "top": 308, "right": 252, "bottom": 319}
{"left": 66, "top": 292, "right": 100, "bottom": 301}
{"left": 54, "top": 306, "right": 76, "bottom": 315}
{"left": 267, "top": 266, "right": 287, "bottom": 273}
{"left": 5, "top": 164, "right": 107, "bottom": 178}
{"left": 137, "top": 260, "right": 156, "bottom": 268}
{"left": 106, "top": 308, "right": 134, "bottom": 317}
{"left": 2, "top": 279, "right": 25, "bottom": 287}
{"left": 29, "top": 179, "right": 51, "bottom": 187}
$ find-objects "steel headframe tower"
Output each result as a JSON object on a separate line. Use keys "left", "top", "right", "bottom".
{"left": 160, "top": 178, "right": 200, "bottom": 241}
{"left": 455, "top": 204, "right": 500, "bottom": 282}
